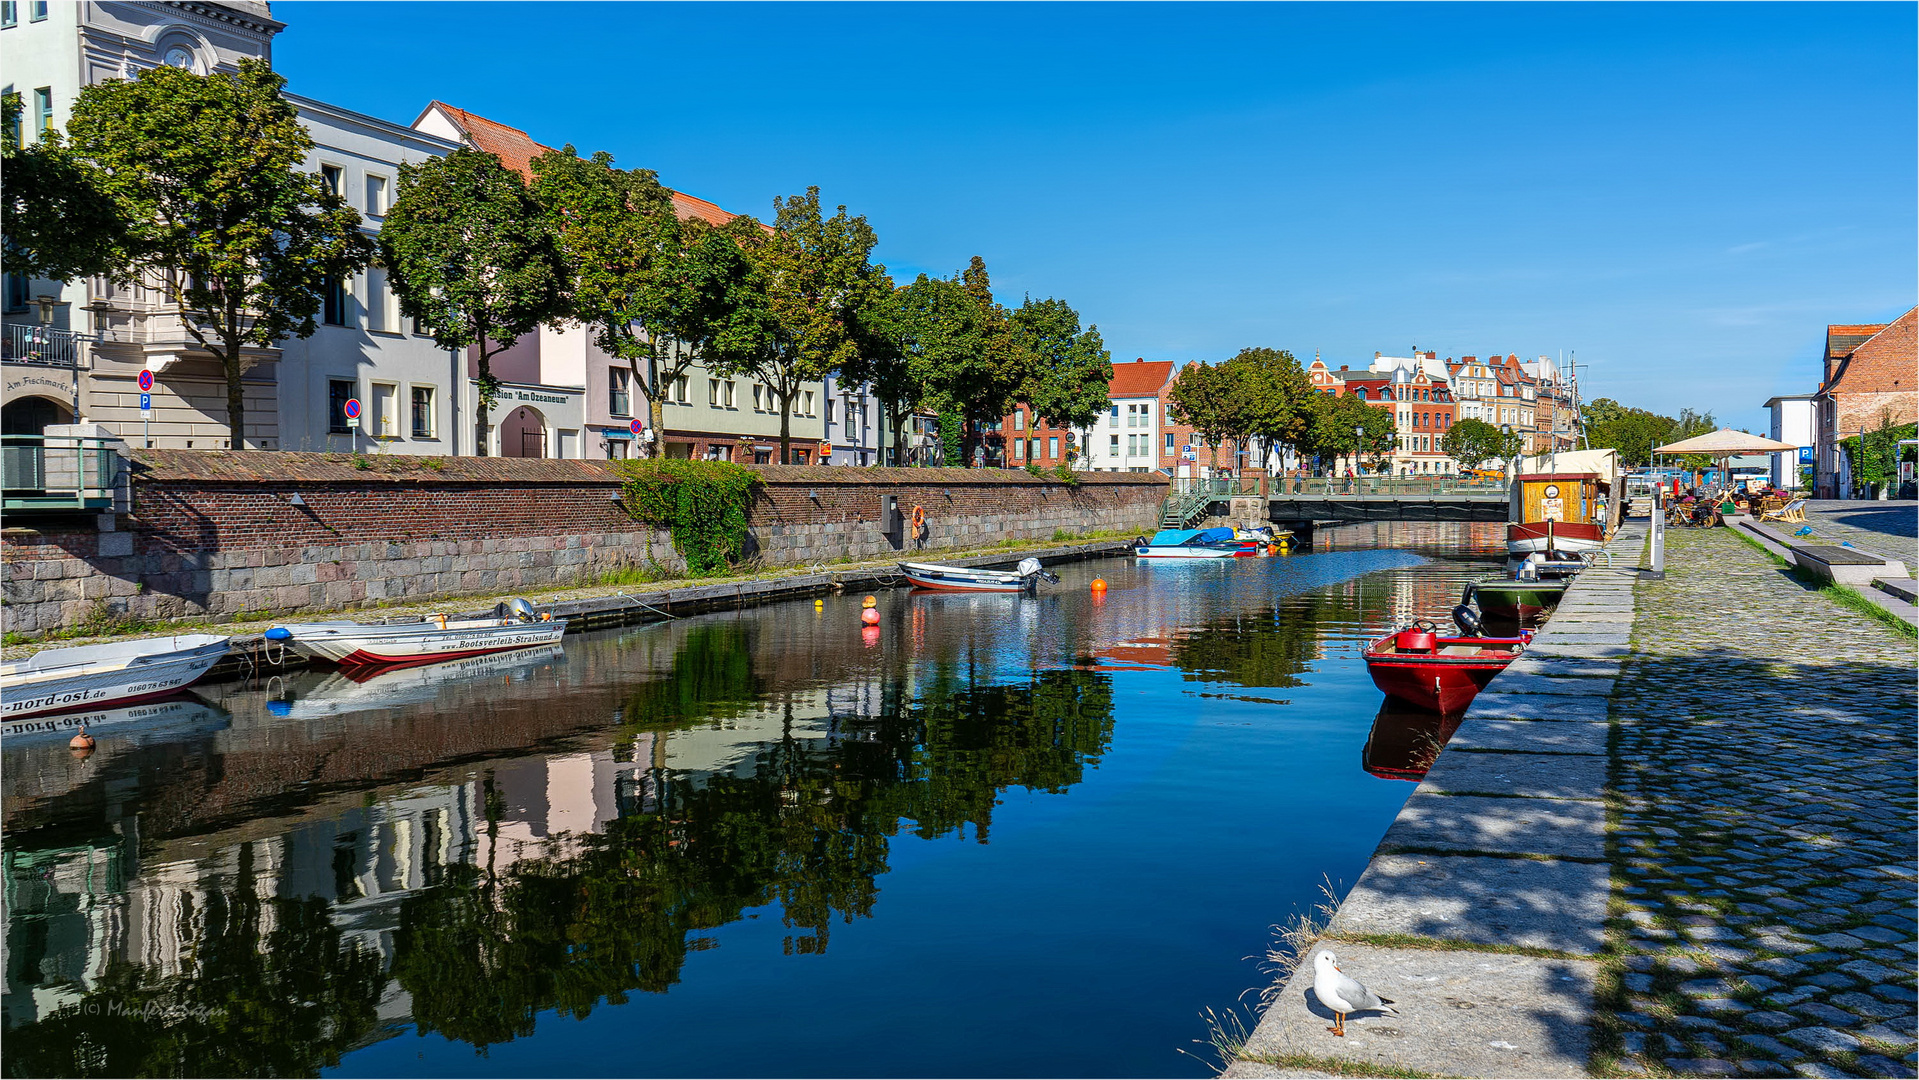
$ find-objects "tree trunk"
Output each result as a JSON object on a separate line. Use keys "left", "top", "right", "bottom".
{"left": 475, "top": 350, "right": 491, "bottom": 458}
{"left": 223, "top": 342, "right": 246, "bottom": 451}
{"left": 642, "top": 346, "right": 663, "bottom": 459}
{"left": 888, "top": 402, "right": 903, "bottom": 467}
{"left": 778, "top": 375, "right": 793, "bottom": 463}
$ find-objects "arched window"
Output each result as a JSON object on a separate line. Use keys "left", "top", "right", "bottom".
{"left": 1354, "top": 388, "right": 1368, "bottom": 400}
{"left": 1380, "top": 387, "right": 1392, "bottom": 401}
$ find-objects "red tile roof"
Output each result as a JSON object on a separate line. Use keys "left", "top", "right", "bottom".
{"left": 417, "top": 101, "right": 750, "bottom": 228}
{"left": 1110, "top": 359, "right": 1174, "bottom": 397}
{"left": 1825, "top": 322, "right": 1889, "bottom": 360}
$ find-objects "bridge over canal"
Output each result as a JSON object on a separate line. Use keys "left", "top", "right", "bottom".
{"left": 1161, "top": 475, "right": 1511, "bottom": 542}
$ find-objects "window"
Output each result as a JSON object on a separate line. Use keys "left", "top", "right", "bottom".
{"left": 365, "top": 267, "right": 395, "bottom": 332}
{"left": 365, "top": 175, "right": 388, "bottom": 216}
{"left": 411, "top": 386, "right": 435, "bottom": 438}
{"left": 1355, "top": 388, "right": 1368, "bottom": 400}
{"left": 1029, "top": 437, "right": 1039, "bottom": 461}
{"left": 32, "top": 86, "right": 50, "bottom": 138}
{"left": 1164, "top": 432, "right": 1175, "bottom": 453}
{"left": 674, "top": 376, "right": 689, "bottom": 404}
{"left": 321, "top": 276, "right": 346, "bottom": 325}
{"left": 1014, "top": 410, "right": 1025, "bottom": 431}
{"left": 803, "top": 390, "right": 815, "bottom": 416}
{"left": 4, "top": 273, "right": 27, "bottom": 311}
{"left": 824, "top": 397, "right": 835, "bottom": 424}
{"left": 0, "top": 3, "right": 16, "bottom": 27}
{"left": 1048, "top": 436, "right": 1059, "bottom": 459}
{"left": 608, "top": 368, "right": 631, "bottom": 417}
{"left": 1109, "top": 434, "right": 1119, "bottom": 454}
{"left": 723, "top": 381, "right": 736, "bottom": 408}
{"left": 1108, "top": 404, "right": 1119, "bottom": 428}
{"left": 327, "top": 380, "right": 354, "bottom": 434}
{"left": 1012, "top": 438, "right": 1023, "bottom": 461}
{"left": 708, "top": 377, "right": 720, "bottom": 405}
{"left": 28, "top": 0, "right": 43, "bottom": 20}
{"left": 752, "top": 384, "right": 766, "bottom": 412}
{"left": 320, "top": 164, "right": 343, "bottom": 197}
{"left": 371, "top": 382, "right": 398, "bottom": 436}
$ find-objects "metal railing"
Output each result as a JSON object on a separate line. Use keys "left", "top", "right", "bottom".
{"left": 1, "top": 435, "right": 121, "bottom": 511}
{"left": 1, "top": 324, "right": 84, "bottom": 367}
{"left": 1268, "top": 474, "right": 1511, "bottom": 497}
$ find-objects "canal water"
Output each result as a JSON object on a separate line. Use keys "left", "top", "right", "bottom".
{"left": 2, "top": 523, "right": 1506, "bottom": 1079}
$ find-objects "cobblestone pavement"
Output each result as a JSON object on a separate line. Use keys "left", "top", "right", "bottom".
{"left": 1800, "top": 501, "right": 1918, "bottom": 559}
{"left": 1600, "top": 526, "right": 1918, "bottom": 1078}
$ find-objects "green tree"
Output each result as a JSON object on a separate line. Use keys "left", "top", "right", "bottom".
{"left": 1300, "top": 391, "right": 1396, "bottom": 472}
{"left": 1012, "top": 296, "right": 1113, "bottom": 432}
{"left": 64, "top": 60, "right": 373, "bottom": 448}
{"left": 1439, "top": 417, "right": 1510, "bottom": 471}
{"left": 1166, "top": 360, "right": 1236, "bottom": 468}
{"left": 708, "top": 188, "right": 888, "bottom": 463}
{"left": 1221, "top": 346, "right": 1315, "bottom": 468}
{"left": 840, "top": 267, "right": 920, "bottom": 465}
{"left": 894, "top": 258, "right": 1029, "bottom": 466}
{"left": 1, "top": 91, "right": 126, "bottom": 282}
{"left": 380, "top": 146, "right": 568, "bottom": 454}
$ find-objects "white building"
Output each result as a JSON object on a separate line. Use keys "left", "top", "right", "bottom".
{"left": 1074, "top": 358, "right": 1169, "bottom": 472}
{"left": 1764, "top": 394, "right": 1816, "bottom": 489}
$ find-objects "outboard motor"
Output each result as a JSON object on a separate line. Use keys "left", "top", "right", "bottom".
{"left": 1515, "top": 557, "right": 1539, "bottom": 582}
{"left": 494, "top": 597, "right": 538, "bottom": 623}
{"left": 1016, "top": 557, "right": 1059, "bottom": 588}
{"left": 1452, "top": 603, "right": 1484, "bottom": 638}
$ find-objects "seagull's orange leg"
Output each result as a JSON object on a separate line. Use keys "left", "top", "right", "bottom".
{"left": 1327, "top": 1012, "right": 1345, "bottom": 1036}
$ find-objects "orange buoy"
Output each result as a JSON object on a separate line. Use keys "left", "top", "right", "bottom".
{"left": 69, "top": 726, "right": 95, "bottom": 752}
{"left": 862, "top": 595, "right": 878, "bottom": 608}
{"left": 861, "top": 607, "right": 881, "bottom": 626}
{"left": 1090, "top": 578, "right": 1108, "bottom": 593}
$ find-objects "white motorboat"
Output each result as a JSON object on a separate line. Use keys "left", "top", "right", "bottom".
{"left": 1133, "top": 528, "right": 1243, "bottom": 559}
{"left": 899, "top": 558, "right": 1058, "bottom": 592}
{"left": 266, "top": 598, "right": 567, "bottom": 667}
{"left": 1, "top": 634, "right": 231, "bottom": 720}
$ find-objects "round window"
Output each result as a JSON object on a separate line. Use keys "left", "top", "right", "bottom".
{"left": 163, "top": 44, "right": 198, "bottom": 72}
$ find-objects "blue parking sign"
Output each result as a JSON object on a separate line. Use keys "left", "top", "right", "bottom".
{"left": 140, "top": 392, "right": 151, "bottom": 412}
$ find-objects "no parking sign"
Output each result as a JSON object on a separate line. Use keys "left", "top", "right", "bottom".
{"left": 630, "top": 419, "right": 644, "bottom": 435}
{"left": 137, "top": 369, "right": 154, "bottom": 392}
{"left": 344, "top": 398, "right": 361, "bottom": 429}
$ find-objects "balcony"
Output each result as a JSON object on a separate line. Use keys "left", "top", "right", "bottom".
{"left": 2, "top": 324, "right": 85, "bottom": 368}
{"left": 2, "top": 435, "right": 122, "bottom": 513}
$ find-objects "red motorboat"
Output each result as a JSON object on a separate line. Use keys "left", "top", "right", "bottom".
{"left": 1363, "top": 620, "right": 1529, "bottom": 714}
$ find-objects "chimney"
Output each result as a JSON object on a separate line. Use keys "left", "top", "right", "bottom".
{"left": 1135, "top": 357, "right": 1144, "bottom": 363}
{"left": 1374, "top": 351, "right": 1382, "bottom": 359}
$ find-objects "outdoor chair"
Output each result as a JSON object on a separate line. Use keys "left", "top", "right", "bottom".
{"left": 1759, "top": 498, "right": 1808, "bottom": 525}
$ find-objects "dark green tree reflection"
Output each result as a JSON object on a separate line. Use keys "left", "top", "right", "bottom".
{"left": 387, "top": 668, "right": 1115, "bottom": 1050}
{"left": 3, "top": 843, "right": 386, "bottom": 1078}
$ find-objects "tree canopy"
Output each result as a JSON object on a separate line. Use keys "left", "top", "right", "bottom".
{"left": 1012, "top": 297, "right": 1113, "bottom": 432}
{"left": 1299, "top": 391, "right": 1397, "bottom": 471}
{"left": 380, "top": 146, "right": 568, "bottom": 452}
{"left": 1440, "top": 417, "right": 1521, "bottom": 471}
{"left": 1585, "top": 398, "right": 1718, "bottom": 468}
{"left": 1, "top": 91, "right": 126, "bottom": 283}
{"left": 64, "top": 59, "right": 372, "bottom": 447}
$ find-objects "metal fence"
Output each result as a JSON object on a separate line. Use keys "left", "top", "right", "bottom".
{"left": 1, "top": 435, "right": 120, "bottom": 510}
{"left": 1268, "top": 474, "right": 1511, "bottom": 497}
{"left": 1, "top": 324, "right": 84, "bottom": 367}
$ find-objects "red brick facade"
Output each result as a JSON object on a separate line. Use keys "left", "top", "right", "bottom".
{"left": 1812, "top": 308, "right": 1917, "bottom": 497}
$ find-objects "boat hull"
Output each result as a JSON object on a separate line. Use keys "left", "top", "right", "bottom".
{"left": 1133, "top": 546, "right": 1239, "bottom": 559}
{"left": 1470, "top": 580, "right": 1571, "bottom": 621}
{"left": 1, "top": 635, "right": 230, "bottom": 720}
{"left": 1363, "top": 631, "right": 1527, "bottom": 713}
{"left": 276, "top": 619, "right": 567, "bottom": 666}
{"left": 898, "top": 562, "right": 1028, "bottom": 592}
{"left": 1504, "top": 521, "right": 1604, "bottom": 556}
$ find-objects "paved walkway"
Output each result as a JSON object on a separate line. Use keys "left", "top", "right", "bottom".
{"left": 1224, "top": 523, "right": 1916, "bottom": 1079}
{"left": 1800, "top": 500, "right": 1917, "bottom": 560}
{"left": 1602, "top": 526, "right": 1916, "bottom": 1078}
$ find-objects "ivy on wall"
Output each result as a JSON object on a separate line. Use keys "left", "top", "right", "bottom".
{"left": 611, "top": 459, "right": 762, "bottom": 576}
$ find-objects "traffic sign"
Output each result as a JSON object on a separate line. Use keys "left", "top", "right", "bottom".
{"left": 1181, "top": 447, "right": 1197, "bottom": 461}
{"left": 139, "top": 392, "right": 151, "bottom": 413}
{"left": 344, "top": 398, "right": 361, "bottom": 429}
{"left": 137, "top": 369, "right": 154, "bottom": 392}
{"left": 629, "top": 418, "right": 644, "bottom": 435}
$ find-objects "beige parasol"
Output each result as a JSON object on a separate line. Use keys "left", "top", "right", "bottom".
{"left": 1653, "top": 428, "right": 1797, "bottom": 496}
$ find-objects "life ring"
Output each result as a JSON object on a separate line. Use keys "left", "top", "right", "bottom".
{"left": 910, "top": 505, "right": 926, "bottom": 534}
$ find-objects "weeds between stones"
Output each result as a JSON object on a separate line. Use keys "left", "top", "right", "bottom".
{"left": 1235, "top": 1051, "right": 1451, "bottom": 1078}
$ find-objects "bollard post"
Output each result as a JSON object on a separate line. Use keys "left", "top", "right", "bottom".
{"left": 1648, "top": 487, "right": 1665, "bottom": 578}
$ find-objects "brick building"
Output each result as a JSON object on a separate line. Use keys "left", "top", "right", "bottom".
{"left": 1811, "top": 308, "right": 1917, "bottom": 498}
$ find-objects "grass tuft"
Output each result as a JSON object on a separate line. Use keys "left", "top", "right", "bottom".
{"left": 1235, "top": 1051, "right": 1452, "bottom": 1078}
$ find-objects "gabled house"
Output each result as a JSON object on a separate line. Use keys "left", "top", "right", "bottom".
{"left": 1810, "top": 308, "right": 1917, "bottom": 498}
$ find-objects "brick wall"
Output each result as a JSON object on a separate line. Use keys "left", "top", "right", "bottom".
{"left": 1, "top": 451, "right": 1166, "bottom": 635}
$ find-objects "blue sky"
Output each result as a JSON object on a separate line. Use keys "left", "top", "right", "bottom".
{"left": 276, "top": 2, "right": 1914, "bottom": 432}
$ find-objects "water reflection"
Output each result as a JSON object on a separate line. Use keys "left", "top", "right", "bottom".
{"left": 1361, "top": 703, "right": 1463, "bottom": 781}
{"left": 3, "top": 534, "right": 1504, "bottom": 1078}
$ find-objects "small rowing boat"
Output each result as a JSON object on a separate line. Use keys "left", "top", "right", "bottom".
{"left": 899, "top": 558, "right": 1058, "bottom": 592}
{"left": 266, "top": 598, "right": 566, "bottom": 667}
{"left": 1, "top": 634, "right": 231, "bottom": 720}
{"left": 1363, "top": 620, "right": 1529, "bottom": 714}
{"left": 1134, "top": 528, "right": 1244, "bottom": 559}
{"left": 1466, "top": 577, "right": 1571, "bottom": 622}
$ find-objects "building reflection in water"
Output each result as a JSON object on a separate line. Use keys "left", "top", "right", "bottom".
{"left": 1, "top": 540, "right": 1499, "bottom": 1075}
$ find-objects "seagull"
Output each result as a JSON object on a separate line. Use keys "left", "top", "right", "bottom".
{"left": 1312, "top": 949, "right": 1398, "bottom": 1037}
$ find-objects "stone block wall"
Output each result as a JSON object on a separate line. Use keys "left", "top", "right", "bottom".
{"left": 1, "top": 451, "right": 1166, "bottom": 635}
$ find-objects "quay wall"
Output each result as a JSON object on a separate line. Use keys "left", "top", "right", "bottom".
{"left": 1, "top": 450, "right": 1167, "bottom": 634}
